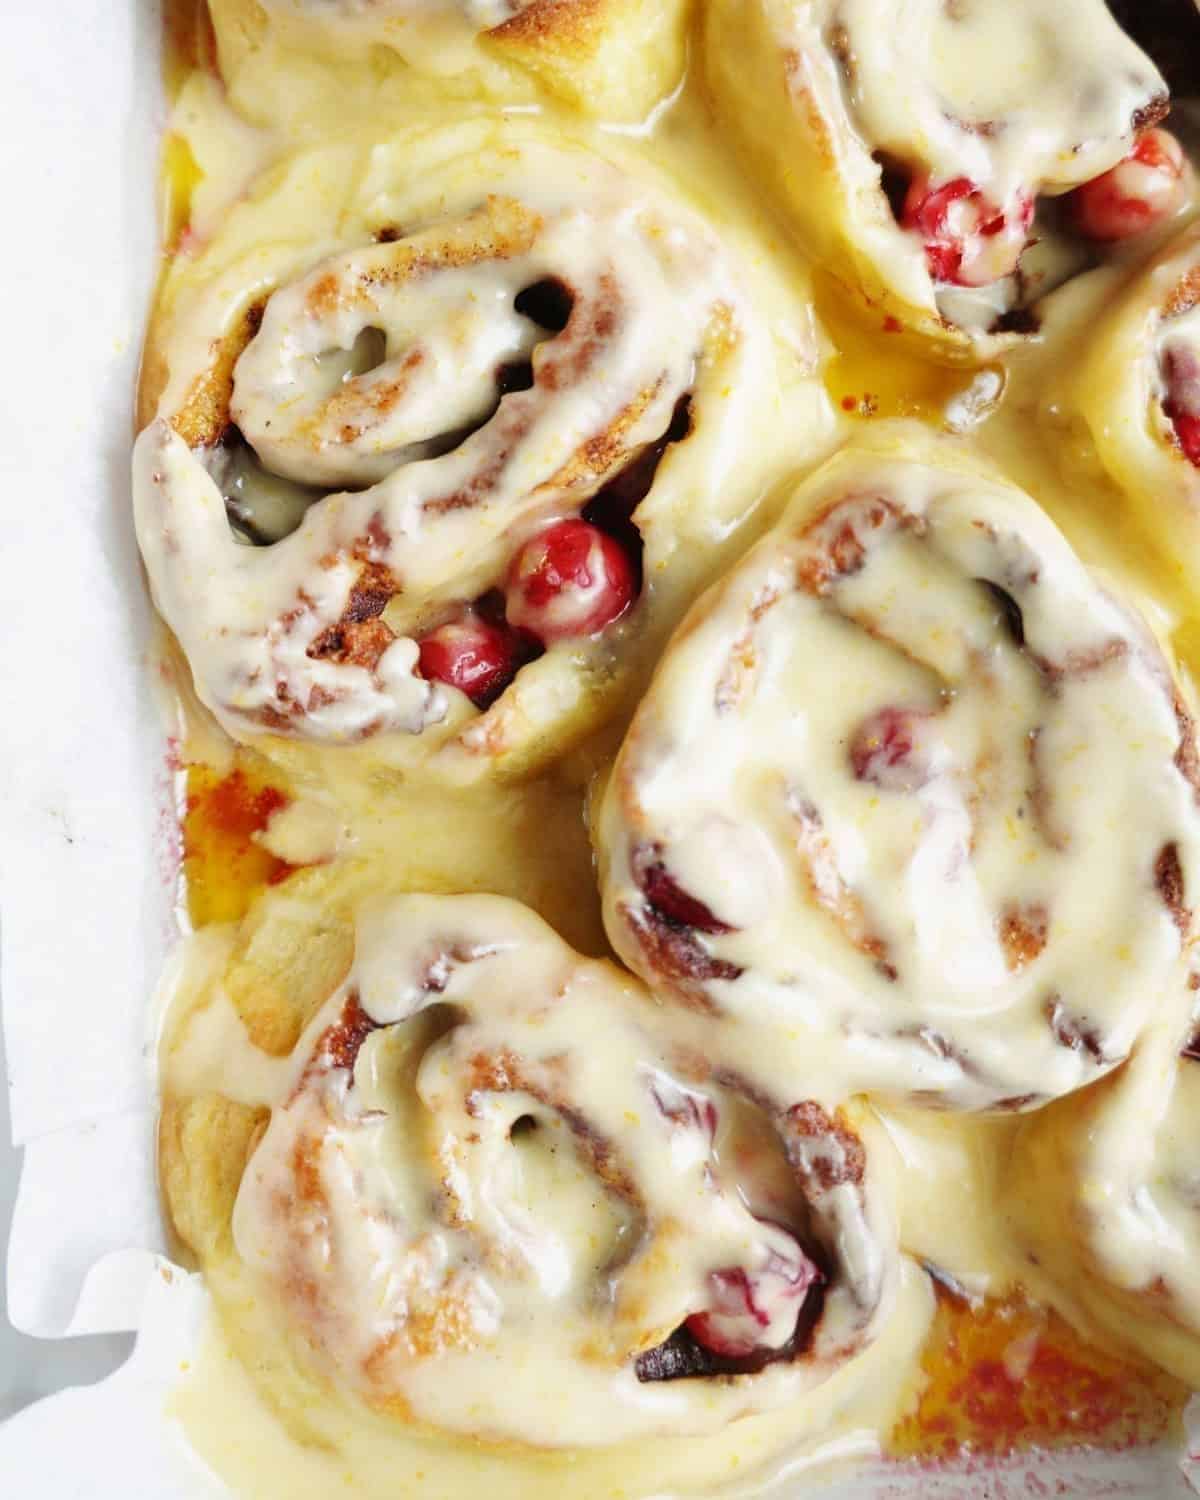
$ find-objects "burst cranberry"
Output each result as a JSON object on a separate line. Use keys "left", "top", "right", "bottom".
{"left": 686, "top": 1237, "right": 821, "bottom": 1359}
{"left": 901, "top": 175, "right": 1033, "bottom": 288}
{"left": 636, "top": 853, "right": 731, "bottom": 935}
{"left": 849, "top": 706, "right": 935, "bottom": 792}
{"left": 505, "top": 519, "right": 635, "bottom": 643}
{"left": 1069, "top": 129, "right": 1185, "bottom": 242}
{"left": 1164, "top": 344, "right": 1200, "bottom": 467}
{"left": 417, "top": 612, "right": 517, "bottom": 708}
{"left": 648, "top": 1073, "right": 719, "bottom": 1142}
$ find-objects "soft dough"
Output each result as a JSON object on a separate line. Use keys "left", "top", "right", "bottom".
{"left": 595, "top": 425, "right": 1200, "bottom": 1109}
{"left": 208, "top": 0, "right": 692, "bottom": 123}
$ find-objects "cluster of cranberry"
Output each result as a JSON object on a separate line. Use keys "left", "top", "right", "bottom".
{"left": 416, "top": 516, "right": 636, "bottom": 707}
{"left": 901, "top": 127, "right": 1185, "bottom": 289}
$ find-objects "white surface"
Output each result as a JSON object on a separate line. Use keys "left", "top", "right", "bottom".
{"left": 0, "top": 0, "right": 169, "bottom": 1400}
{"left": 0, "top": 0, "right": 1197, "bottom": 1494}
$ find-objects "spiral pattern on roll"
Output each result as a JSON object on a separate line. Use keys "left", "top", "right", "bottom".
{"left": 597, "top": 430, "right": 1200, "bottom": 1108}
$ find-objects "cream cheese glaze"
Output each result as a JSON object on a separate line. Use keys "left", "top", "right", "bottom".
{"left": 596, "top": 427, "right": 1200, "bottom": 1109}
{"left": 134, "top": 117, "right": 826, "bottom": 779}
{"left": 704, "top": 0, "right": 1173, "bottom": 352}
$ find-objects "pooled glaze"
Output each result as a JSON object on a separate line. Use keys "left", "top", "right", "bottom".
{"left": 597, "top": 430, "right": 1200, "bottom": 1108}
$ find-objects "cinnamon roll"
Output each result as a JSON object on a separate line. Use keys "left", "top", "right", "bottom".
{"left": 1008, "top": 1001, "right": 1200, "bottom": 1386}
{"left": 1074, "top": 222, "right": 1200, "bottom": 597}
{"left": 159, "top": 888, "right": 899, "bottom": 1447}
{"left": 704, "top": 0, "right": 1182, "bottom": 358}
{"left": 208, "top": 0, "right": 690, "bottom": 122}
{"left": 595, "top": 427, "right": 1200, "bottom": 1110}
{"left": 134, "top": 120, "right": 817, "bottom": 780}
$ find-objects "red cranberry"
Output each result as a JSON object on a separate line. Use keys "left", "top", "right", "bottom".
{"left": 1069, "top": 129, "right": 1185, "bottom": 242}
{"left": 417, "top": 612, "right": 517, "bottom": 708}
{"left": 685, "top": 1238, "right": 821, "bottom": 1359}
{"left": 1172, "top": 412, "right": 1200, "bottom": 467}
{"left": 505, "top": 519, "right": 635, "bottom": 643}
{"left": 648, "top": 1074, "right": 719, "bottom": 1142}
{"left": 635, "top": 852, "right": 731, "bottom": 935}
{"left": 849, "top": 706, "right": 934, "bottom": 792}
{"left": 901, "top": 176, "right": 1033, "bottom": 287}
{"left": 1164, "top": 344, "right": 1200, "bottom": 468}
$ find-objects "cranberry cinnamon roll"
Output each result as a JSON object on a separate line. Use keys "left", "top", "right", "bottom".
{"left": 704, "top": 0, "right": 1182, "bottom": 359}
{"left": 209, "top": 0, "right": 690, "bottom": 123}
{"left": 134, "top": 121, "right": 815, "bottom": 780}
{"left": 1009, "top": 999, "right": 1200, "bottom": 1386}
{"left": 596, "top": 428, "right": 1200, "bottom": 1110}
{"left": 1074, "top": 222, "right": 1200, "bottom": 596}
{"left": 159, "top": 891, "right": 899, "bottom": 1447}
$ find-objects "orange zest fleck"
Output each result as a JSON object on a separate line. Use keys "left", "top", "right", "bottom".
{"left": 891, "top": 1283, "right": 1187, "bottom": 1461}
{"left": 183, "top": 765, "right": 295, "bottom": 927}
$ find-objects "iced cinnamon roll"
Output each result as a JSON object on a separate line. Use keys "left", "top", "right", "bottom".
{"left": 209, "top": 0, "right": 690, "bottom": 122}
{"left": 159, "top": 889, "right": 899, "bottom": 1447}
{"left": 596, "top": 427, "right": 1200, "bottom": 1110}
{"left": 1009, "top": 1000, "right": 1200, "bottom": 1386}
{"left": 704, "top": 0, "right": 1183, "bottom": 358}
{"left": 134, "top": 120, "right": 817, "bottom": 780}
{"left": 1074, "top": 222, "right": 1200, "bottom": 597}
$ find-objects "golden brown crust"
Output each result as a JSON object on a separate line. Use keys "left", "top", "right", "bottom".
{"left": 159, "top": 1092, "right": 268, "bottom": 1263}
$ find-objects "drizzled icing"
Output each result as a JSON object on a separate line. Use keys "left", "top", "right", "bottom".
{"left": 596, "top": 429, "right": 1200, "bottom": 1109}
{"left": 225, "top": 894, "right": 896, "bottom": 1446}
{"left": 704, "top": 0, "right": 1168, "bottom": 346}
{"left": 133, "top": 125, "right": 804, "bottom": 770}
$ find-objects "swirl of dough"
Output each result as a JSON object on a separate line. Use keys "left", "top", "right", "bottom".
{"left": 134, "top": 123, "right": 813, "bottom": 778}
{"left": 161, "top": 892, "right": 897, "bottom": 1448}
{"left": 1073, "top": 221, "right": 1200, "bottom": 597}
{"left": 209, "top": 0, "right": 690, "bottom": 123}
{"left": 703, "top": 0, "right": 1172, "bottom": 357}
{"left": 1009, "top": 997, "right": 1200, "bottom": 1386}
{"left": 595, "top": 428, "right": 1200, "bottom": 1110}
